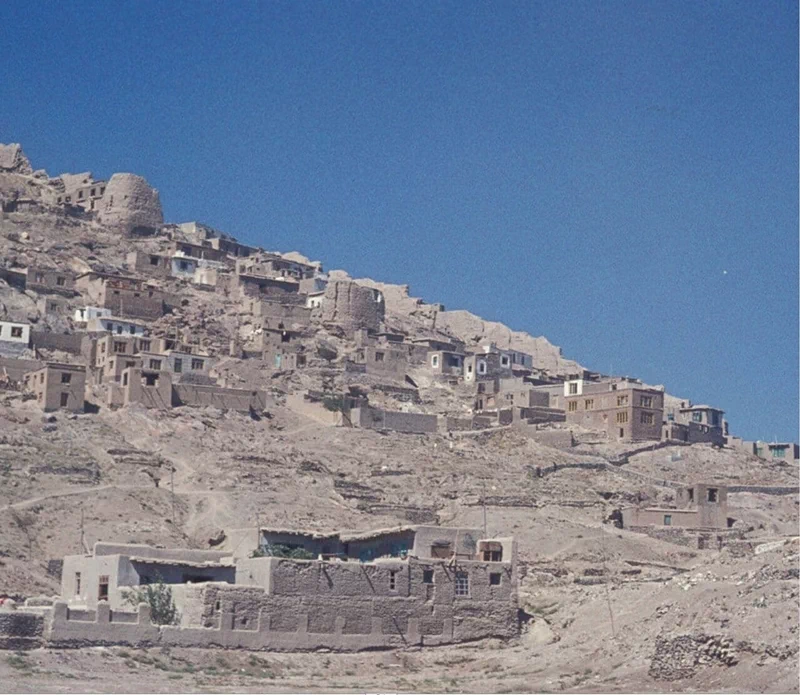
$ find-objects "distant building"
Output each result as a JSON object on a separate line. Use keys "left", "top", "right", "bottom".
{"left": 23, "top": 362, "right": 86, "bottom": 412}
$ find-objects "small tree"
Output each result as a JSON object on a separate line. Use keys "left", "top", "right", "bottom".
{"left": 121, "top": 575, "right": 179, "bottom": 626}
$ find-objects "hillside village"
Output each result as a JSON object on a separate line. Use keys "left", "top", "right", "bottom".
{"left": 0, "top": 142, "right": 797, "bottom": 692}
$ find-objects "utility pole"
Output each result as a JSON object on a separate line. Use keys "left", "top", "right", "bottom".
{"left": 170, "top": 466, "right": 175, "bottom": 523}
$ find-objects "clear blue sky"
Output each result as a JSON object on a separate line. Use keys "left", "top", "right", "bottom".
{"left": 2, "top": 1, "right": 797, "bottom": 441}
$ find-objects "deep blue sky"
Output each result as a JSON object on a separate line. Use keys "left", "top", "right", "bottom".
{"left": 2, "top": 1, "right": 797, "bottom": 441}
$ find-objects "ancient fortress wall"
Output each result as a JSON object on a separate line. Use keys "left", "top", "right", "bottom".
{"left": 97, "top": 173, "right": 163, "bottom": 235}
{"left": 320, "top": 280, "right": 384, "bottom": 333}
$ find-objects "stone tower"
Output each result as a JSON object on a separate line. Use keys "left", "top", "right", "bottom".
{"left": 97, "top": 173, "right": 163, "bottom": 235}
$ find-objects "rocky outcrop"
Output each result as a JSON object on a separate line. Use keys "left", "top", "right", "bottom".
{"left": 97, "top": 173, "right": 163, "bottom": 235}
{"left": 0, "top": 144, "right": 33, "bottom": 175}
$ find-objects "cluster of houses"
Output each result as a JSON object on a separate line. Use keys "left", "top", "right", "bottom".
{"left": 0, "top": 217, "right": 796, "bottom": 462}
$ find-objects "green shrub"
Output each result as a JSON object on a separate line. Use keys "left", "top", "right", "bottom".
{"left": 121, "top": 575, "right": 179, "bottom": 626}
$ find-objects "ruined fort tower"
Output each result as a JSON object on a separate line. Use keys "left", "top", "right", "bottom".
{"left": 97, "top": 173, "right": 163, "bottom": 235}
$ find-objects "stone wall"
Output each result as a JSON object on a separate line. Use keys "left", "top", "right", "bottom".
{"left": 351, "top": 407, "right": 438, "bottom": 434}
{"left": 0, "top": 611, "right": 44, "bottom": 649}
{"left": 30, "top": 331, "right": 85, "bottom": 355}
{"left": 97, "top": 173, "right": 163, "bottom": 236}
{"left": 174, "top": 383, "right": 270, "bottom": 413}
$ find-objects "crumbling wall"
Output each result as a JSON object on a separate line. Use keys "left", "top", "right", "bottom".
{"left": 351, "top": 407, "right": 438, "bottom": 434}
{"left": 320, "top": 280, "right": 384, "bottom": 333}
{"left": 173, "top": 383, "right": 270, "bottom": 412}
{"left": 649, "top": 633, "right": 738, "bottom": 680}
{"left": 30, "top": 331, "right": 85, "bottom": 355}
{"left": 97, "top": 173, "right": 163, "bottom": 236}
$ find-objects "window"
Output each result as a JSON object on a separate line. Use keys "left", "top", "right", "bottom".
{"left": 122, "top": 373, "right": 128, "bottom": 386}
{"left": 707, "top": 488, "right": 718, "bottom": 503}
{"left": 640, "top": 395, "right": 653, "bottom": 408}
{"left": 667, "top": 413, "right": 674, "bottom": 421}
{"left": 75, "top": 572, "right": 81, "bottom": 595}
{"left": 568, "top": 382, "right": 578, "bottom": 395}
{"left": 640, "top": 412, "right": 654, "bottom": 425}
{"left": 501, "top": 356, "right": 509, "bottom": 367}
{"left": 619, "top": 428, "right": 624, "bottom": 438}
{"left": 374, "top": 351, "right": 385, "bottom": 362}
{"left": 568, "top": 401, "right": 578, "bottom": 412}
{"left": 489, "top": 573, "right": 502, "bottom": 586}
{"left": 616, "top": 395, "right": 628, "bottom": 406}
{"left": 585, "top": 399, "right": 594, "bottom": 410}
{"left": 467, "top": 364, "right": 473, "bottom": 374}
{"left": 149, "top": 359, "right": 162, "bottom": 370}
{"left": 150, "top": 255, "right": 159, "bottom": 266}
{"left": 482, "top": 550, "right": 503, "bottom": 562}
{"left": 60, "top": 372, "right": 71, "bottom": 384}
{"left": 174, "top": 358, "right": 183, "bottom": 373}
{"left": 116, "top": 326, "right": 123, "bottom": 335}
{"left": 138, "top": 340, "right": 150, "bottom": 352}
{"left": 692, "top": 411, "right": 703, "bottom": 422}
{"left": 143, "top": 373, "right": 159, "bottom": 386}
{"left": 431, "top": 355, "right": 439, "bottom": 367}
{"left": 687, "top": 487, "right": 694, "bottom": 502}
{"left": 477, "top": 361, "right": 487, "bottom": 375}
{"left": 454, "top": 571, "right": 470, "bottom": 597}
{"left": 663, "top": 515, "right": 672, "bottom": 526}
{"left": 772, "top": 446, "right": 787, "bottom": 458}
{"left": 423, "top": 569, "right": 434, "bottom": 584}
{"left": 56, "top": 276, "right": 66, "bottom": 286}
{"left": 113, "top": 341, "right": 126, "bottom": 353}
{"left": 98, "top": 576, "right": 109, "bottom": 601}
{"left": 389, "top": 571, "right": 397, "bottom": 591}
{"left": 49, "top": 302, "right": 58, "bottom": 311}
{"left": 91, "top": 188, "right": 96, "bottom": 196}
{"left": 78, "top": 190, "right": 84, "bottom": 199}
{"left": 60, "top": 393, "right": 69, "bottom": 407}
{"left": 616, "top": 411, "right": 628, "bottom": 424}
{"left": 10, "top": 326, "right": 23, "bottom": 338}
{"left": 191, "top": 358, "right": 204, "bottom": 370}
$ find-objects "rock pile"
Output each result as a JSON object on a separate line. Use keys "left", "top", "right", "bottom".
{"left": 649, "top": 633, "right": 738, "bottom": 680}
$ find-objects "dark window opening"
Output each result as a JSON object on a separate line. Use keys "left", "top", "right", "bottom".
{"left": 707, "top": 488, "right": 718, "bottom": 503}
{"left": 423, "top": 569, "right": 434, "bottom": 584}
{"left": 60, "top": 393, "right": 69, "bottom": 407}
{"left": 663, "top": 515, "right": 672, "bottom": 526}
{"left": 143, "top": 373, "right": 159, "bottom": 387}
{"left": 489, "top": 573, "right": 502, "bottom": 586}
{"left": 10, "top": 326, "right": 23, "bottom": 338}
{"left": 389, "top": 571, "right": 397, "bottom": 591}
{"left": 61, "top": 372, "right": 72, "bottom": 384}
{"left": 75, "top": 572, "right": 81, "bottom": 595}
{"left": 56, "top": 276, "right": 66, "bottom": 286}
{"left": 687, "top": 488, "right": 694, "bottom": 502}
{"left": 98, "top": 575, "right": 109, "bottom": 601}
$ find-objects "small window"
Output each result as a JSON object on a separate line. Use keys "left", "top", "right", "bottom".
{"left": 707, "top": 488, "right": 718, "bottom": 503}
{"left": 423, "top": 569, "right": 434, "bottom": 584}
{"left": 454, "top": 571, "right": 470, "bottom": 597}
{"left": 138, "top": 340, "right": 151, "bottom": 352}
{"left": 10, "top": 326, "right": 23, "bottom": 338}
{"left": 640, "top": 395, "right": 653, "bottom": 408}
{"left": 568, "top": 401, "right": 578, "bottom": 412}
{"left": 98, "top": 575, "right": 109, "bottom": 601}
{"left": 149, "top": 359, "right": 162, "bottom": 370}
{"left": 122, "top": 372, "right": 128, "bottom": 386}
{"left": 150, "top": 255, "right": 159, "bottom": 266}
{"left": 78, "top": 190, "right": 84, "bottom": 199}
{"left": 501, "top": 356, "right": 509, "bottom": 366}
{"left": 174, "top": 358, "right": 183, "bottom": 373}
{"left": 687, "top": 487, "right": 694, "bottom": 502}
{"left": 91, "top": 188, "right": 96, "bottom": 196}
{"left": 389, "top": 571, "right": 397, "bottom": 591}
{"left": 616, "top": 395, "right": 629, "bottom": 406}
{"left": 75, "top": 572, "right": 81, "bottom": 595}
{"left": 56, "top": 276, "right": 66, "bottom": 286}
{"left": 477, "top": 361, "right": 487, "bottom": 375}
{"left": 489, "top": 573, "right": 502, "bottom": 586}
{"left": 214, "top": 600, "right": 221, "bottom": 612}
{"left": 692, "top": 411, "right": 703, "bottom": 422}
{"left": 431, "top": 355, "right": 439, "bottom": 367}
{"left": 113, "top": 341, "right": 126, "bottom": 353}
{"left": 60, "top": 393, "right": 69, "bottom": 407}
{"left": 374, "top": 351, "right": 385, "bottom": 362}
{"left": 640, "top": 411, "right": 654, "bottom": 425}
{"left": 585, "top": 399, "right": 594, "bottom": 410}
{"left": 616, "top": 411, "right": 629, "bottom": 424}
{"left": 663, "top": 515, "right": 672, "bottom": 526}
{"left": 191, "top": 358, "right": 204, "bottom": 370}
{"left": 568, "top": 382, "right": 578, "bottom": 395}
{"left": 60, "top": 372, "right": 71, "bottom": 384}
{"left": 619, "top": 428, "right": 625, "bottom": 438}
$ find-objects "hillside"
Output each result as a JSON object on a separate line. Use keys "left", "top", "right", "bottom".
{"left": 0, "top": 144, "right": 797, "bottom": 693}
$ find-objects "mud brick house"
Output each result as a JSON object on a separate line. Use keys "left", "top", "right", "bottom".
{"left": 562, "top": 378, "right": 664, "bottom": 442}
{"left": 25, "top": 266, "right": 76, "bottom": 296}
{"left": 23, "top": 362, "right": 86, "bottom": 412}
{"left": 75, "top": 272, "right": 165, "bottom": 321}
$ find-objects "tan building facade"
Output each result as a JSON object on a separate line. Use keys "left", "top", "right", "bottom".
{"left": 23, "top": 363, "right": 86, "bottom": 412}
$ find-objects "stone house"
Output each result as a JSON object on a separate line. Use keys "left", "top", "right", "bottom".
{"left": 53, "top": 173, "right": 106, "bottom": 211}
{"left": 622, "top": 483, "right": 730, "bottom": 530}
{"left": 23, "top": 362, "right": 86, "bottom": 412}
{"left": 464, "top": 351, "right": 511, "bottom": 384}
{"left": 751, "top": 441, "right": 800, "bottom": 464}
{"left": 236, "top": 253, "right": 317, "bottom": 281}
{"left": 428, "top": 350, "right": 465, "bottom": 378}
{"left": 86, "top": 315, "right": 147, "bottom": 336}
{"left": 235, "top": 274, "right": 302, "bottom": 302}
{"left": 563, "top": 380, "right": 664, "bottom": 441}
{"left": 669, "top": 405, "right": 726, "bottom": 446}
{"left": 75, "top": 272, "right": 165, "bottom": 321}
{"left": 353, "top": 345, "right": 407, "bottom": 378}
{"left": 0, "top": 321, "right": 31, "bottom": 357}
{"left": 25, "top": 266, "right": 76, "bottom": 296}
{"left": 126, "top": 250, "right": 172, "bottom": 279}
